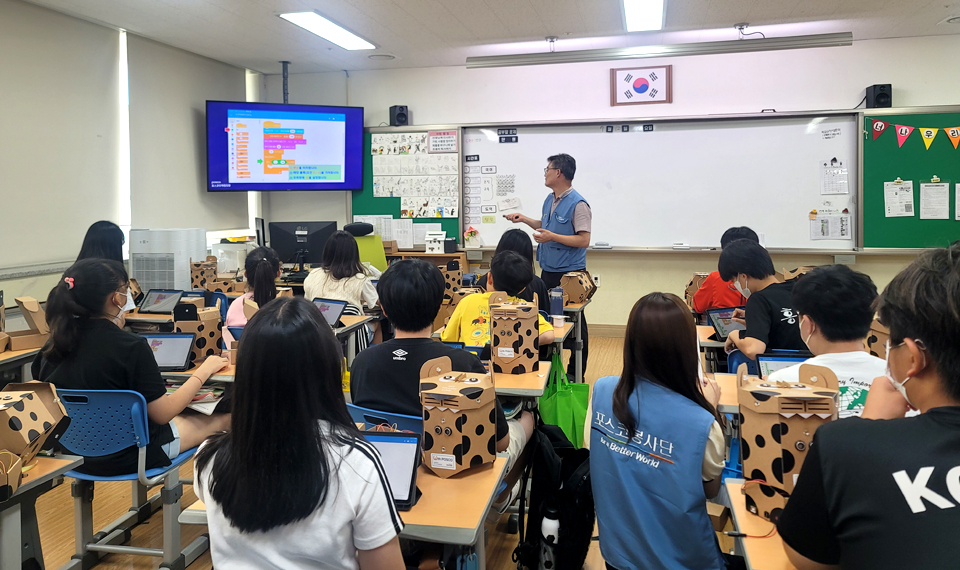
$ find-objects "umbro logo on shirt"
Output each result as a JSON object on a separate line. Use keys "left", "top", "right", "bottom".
{"left": 392, "top": 349, "right": 408, "bottom": 361}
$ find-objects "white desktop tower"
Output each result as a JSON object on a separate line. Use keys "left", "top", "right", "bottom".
{"left": 129, "top": 228, "right": 206, "bottom": 291}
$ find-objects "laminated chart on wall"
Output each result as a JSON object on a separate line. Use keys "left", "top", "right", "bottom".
{"left": 883, "top": 180, "right": 915, "bottom": 217}
{"left": 370, "top": 132, "right": 459, "bottom": 218}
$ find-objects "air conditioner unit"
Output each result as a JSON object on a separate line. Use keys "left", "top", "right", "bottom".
{"left": 129, "top": 229, "right": 206, "bottom": 291}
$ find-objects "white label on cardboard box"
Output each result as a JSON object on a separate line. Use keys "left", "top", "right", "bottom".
{"left": 431, "top": 453, "right": 456, "bottom": 470}
{"left": 793, "top": 473, "right": 799, "bottom": 486}
{"left": 497, "top": 347, "right": 515, "bottom": 358}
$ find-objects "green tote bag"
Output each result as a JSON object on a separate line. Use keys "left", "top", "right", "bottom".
{"left": 538, "top": 352, "right": 590, "bottom": 448}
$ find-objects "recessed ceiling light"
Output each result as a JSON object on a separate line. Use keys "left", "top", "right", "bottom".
{"left": 367, "top": 54, "right": 396, "bottom": 60}
{"left": 939, "top": 15, "right": 960, "bottom": 24}
{"left": 278, "top": 12, "right": 375, "bottom": 50}
{"left": 623, "top": 0, "right": 665, "bottom": 32}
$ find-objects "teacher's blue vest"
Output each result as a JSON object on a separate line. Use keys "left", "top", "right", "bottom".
{"left": 590, "top": 376, "right": 725, "bottom": 570}
{"left": 536, "top": 189, "right": 588, "bottom": 273}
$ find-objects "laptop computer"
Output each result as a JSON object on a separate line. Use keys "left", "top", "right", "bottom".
{"left": 706, "top": 306, "right": 746, "bottom": 340}
{"left": 442, "top": 341, "right": 465, "bottom": 350}
{"left": 757, "top": 351, "right": 813, "bottom": 379}
{"left": 138, "top": 290, "right": 184, "bottom": 314}
{"left": 312, "top": 298, "right": 348, "bottom": 328}
{"left": 227, "top": 326, "right": 244, "bottom": 341}
{"left": 362, "top": 431, "right": 421, "bottom": 511}
{"left": 140, "top": 333, "right": 196, "bottom": 372}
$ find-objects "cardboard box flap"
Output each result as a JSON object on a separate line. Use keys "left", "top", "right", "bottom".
{"left": 419, "top": 357, "right": 495, "bottom": 410}
{"left": 242, "top": 298, "right": 259, "bottom": 321}
{"left": 15, "top": 297, "right": 48, "bottom": 334}
{"left": 0, "top": 450, "right": 23, "bottom": 501}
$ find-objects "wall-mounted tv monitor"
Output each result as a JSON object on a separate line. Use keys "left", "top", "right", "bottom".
{"left": 206, "top": 101, "right": 364, "bottom": 192}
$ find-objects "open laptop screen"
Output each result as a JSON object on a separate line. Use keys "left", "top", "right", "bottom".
{"left": 363, "top": 432, "right": 421, "bottom": 509}
{"left": 141, "top": 333, "right": 195, "bottom": 370}
{"left": 312, "top": 298, "right": 348, "bottom": 327}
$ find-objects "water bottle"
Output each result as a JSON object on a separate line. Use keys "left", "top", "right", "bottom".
{"left": 548, "top": 287, "right": 564, "bottom": 317}
{"left": 539, "top": 504, "right": 560, "bottom": 570}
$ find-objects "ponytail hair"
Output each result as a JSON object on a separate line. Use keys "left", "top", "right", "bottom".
{"left": 245, "top": 247, "right": 280, "bottom": 309}
{"left": 44, "top": 259, "right": 128, "bottom": 363}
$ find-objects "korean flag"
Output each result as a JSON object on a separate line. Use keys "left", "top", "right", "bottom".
{"left": 614, "top": 66, "right": 670, "bottom": 105}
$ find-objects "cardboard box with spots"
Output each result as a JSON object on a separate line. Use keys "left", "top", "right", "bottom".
{"left": 206, "top": 279, "right": 240, "bottom": 294}
{"left": 489, "top": 292, "right": 540, "bottom": 375}
{"left": 0, "top": 382, "right": 68, "bottom": 470}
{"left": 7, "top": 297, "right": 50, "bottom": 351}
{"left": 439, "top": 261, "right": 463, "bottom": 302}
{"left": 174, "top": 306, "right": 223, "bottom": 363}
{"left": 560, "top": 270, "right": 597, "bottom": 305}
{"left": 433, "top": 287, "right": 482, "bottom": 332}
{"left": 684, "top": 272, "right": 710, "bottom": 309}
{"left": 190, "top": 256, "right": 218, "bottom": 290}
{"left": 865, "top": 318, "right": 889, "bottom": 360}
{"left": 738, "top": 364, "right": 838, "bottom": 523}
{"left": 419, "top": 357, "right": 497, "bottom": 479}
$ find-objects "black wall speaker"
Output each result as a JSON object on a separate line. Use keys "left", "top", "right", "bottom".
{"left": 866, "top": 84, "right": 892, "bottom": 108}
{"left": 389, "top": 105, "right": 409, "bottom": 126}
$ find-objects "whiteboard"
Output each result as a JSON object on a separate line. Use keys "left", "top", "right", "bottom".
{"left": 461, "top": 115, "right": 858, "bottom": 251}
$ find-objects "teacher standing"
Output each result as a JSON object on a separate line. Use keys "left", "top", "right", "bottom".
{"left": 505, "top": 153, "right": 591, "bottom": 377}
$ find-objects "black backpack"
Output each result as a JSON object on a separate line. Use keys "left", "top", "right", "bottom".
{"left": 513, "top": 422, "right": 594, "bottom": 570}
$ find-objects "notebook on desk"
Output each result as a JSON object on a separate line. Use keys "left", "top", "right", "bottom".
{"left": 362, "top": 431, "right": 421, "bottom": 511}
{"left": 312, "top": 298, "right": 348, "bottom": 328}
{"left": 706, "top": 306, "right": 746, "bottom": 340}
{"left": 140, "top": 333, "right": 195, "bottom": 372}
{"left": 138, "top": 290, "right": 184, "bottom": 314}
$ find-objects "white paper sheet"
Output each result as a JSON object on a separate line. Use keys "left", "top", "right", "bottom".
{"left": 883, "top": 181, "right": 915, "bottom": 217}
{"left": 414, "top": 223, "right": 442, "bottom": 245}
{"left": 957, "top": 184, "right": 960, "bottom": 221}
{"left": 820, "top": 159, "right": 849, "bottom": 195}
{"left": 920, "top": 182, "right": 950, "bottom": 220}
{"left": 810, "top": 214, "right": 852, "bottom": 240}
{"left": 393, "top": 219, "right": 414, "bottom": 249}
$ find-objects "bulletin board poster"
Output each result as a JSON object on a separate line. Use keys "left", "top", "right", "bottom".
{"left": 370, "top": 132, "right": 459, "bottom": 218}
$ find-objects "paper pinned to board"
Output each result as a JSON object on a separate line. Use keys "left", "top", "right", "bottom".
{"left": 810, "top": 214, "right": 852, "bottom": 240}
{"left": 498, "top": 197, "right": 522, "bottom": 211}
{"left": 393, "top": 218, "right": 414, "bottom": 249}
{"left": 919, "top": 182, "right": 949, "bottom": 220}
{"left": 883, "top": 180, "right": 914, "bottom": 217}
{"left": 414, "top": 223, "right": 442, "bottom": 245}
{"left": 820, "top": 158, "right": 849, "bottom": 195}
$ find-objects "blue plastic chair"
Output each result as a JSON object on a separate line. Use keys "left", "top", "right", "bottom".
{"left": 726, "top": 350, "right": 759, "bottom": 376}
{"left": 57, "top": 390, "right": 207, "bottom": 570}
{"left": 208, "top": 291, "right": 229, "bottom": 322}
{"left": 347, "top": 403, "right": 423, "bottom": 433}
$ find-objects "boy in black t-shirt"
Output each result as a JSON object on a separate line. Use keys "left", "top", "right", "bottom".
{"left": 717, "top": 239, "right": 806, "bottom": 360}
{"left": 778, "top": 243, "right": 960, "bottom": 570}
{"left": 350, "top": 259, "right": 534, "bottom": 496}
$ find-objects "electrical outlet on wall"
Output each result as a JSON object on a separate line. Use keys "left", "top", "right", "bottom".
{"left": 592, "top": 274, "right": 600, "bottom": 287}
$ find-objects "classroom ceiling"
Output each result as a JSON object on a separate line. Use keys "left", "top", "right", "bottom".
{"left": 28, "top": 0, "right": 960, "bottom": 74}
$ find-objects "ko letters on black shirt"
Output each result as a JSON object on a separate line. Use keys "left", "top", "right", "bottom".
{"left": 778, "top": 407, "right": 960, "bottom": 569}
{"left": 742, "top": 281, "right": 806, "bottom": 351}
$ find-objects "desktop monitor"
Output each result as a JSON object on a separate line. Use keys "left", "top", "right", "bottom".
{"left": 268, "top": 221, "right": 337, "bottom": 267}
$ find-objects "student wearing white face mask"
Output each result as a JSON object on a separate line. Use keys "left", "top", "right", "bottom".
{"left": 717, "top": 239, "right": 807, "bottom": 363}
{"left": 777, "top": 243, "right": 960, "bottom": 570}
{"left": 768, "top": 265, "right": 883, "bottom": 418}
{"left": 32, "top": 259, "right": 230, "bottom": 476}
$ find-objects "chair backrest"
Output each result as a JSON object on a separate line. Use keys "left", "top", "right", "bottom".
{"left": 347, "top": 403, "right": 422, "bottom": 433}
{"left": 208, "top": 292, "right": 229, "bottom": 321}
{"left": 58, "top": 390, "right": 151, "bottom": 457}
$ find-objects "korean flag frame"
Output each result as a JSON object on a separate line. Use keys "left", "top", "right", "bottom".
{"left": 610, "top": 65, "right": 672, "bottom": 106}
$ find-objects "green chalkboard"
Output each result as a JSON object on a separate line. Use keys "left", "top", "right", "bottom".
{"left": 352, "top": 133, "right": 460, "bottom": 243}
{"left": 863, "top": 111, "right": 960, "bottom": 248}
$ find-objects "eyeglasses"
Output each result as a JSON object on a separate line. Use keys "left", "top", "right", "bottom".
{"left": 544, "top": 167, "right": 558, "bottom": 174}
{"left": 885, "top": 339, "right": 927, "bottom": 353}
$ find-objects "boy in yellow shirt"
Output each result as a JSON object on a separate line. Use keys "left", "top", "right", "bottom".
{"left": 443, "top": 251, "right": 555, "bottom": 347}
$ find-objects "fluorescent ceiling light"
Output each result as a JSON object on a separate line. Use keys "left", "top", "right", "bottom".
{"left": 623, "top": 0, "right": 664, "bottom": 32}
{"left": 466, "top": 32, "right": 852, "bottom": 69}
{"left": 278, "top": 12, "right": 375, "bottom": 50}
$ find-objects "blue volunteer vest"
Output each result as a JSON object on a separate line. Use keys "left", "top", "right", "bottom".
{"left": 590, "top": 376, "right": 725, "bottom": 570}
{"left": 536, "top": 189, "right": 588, "bottom": 273}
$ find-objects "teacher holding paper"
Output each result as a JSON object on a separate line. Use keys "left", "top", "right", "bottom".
{"left": 505, "top": 153, "right": 591, "bottom": 377}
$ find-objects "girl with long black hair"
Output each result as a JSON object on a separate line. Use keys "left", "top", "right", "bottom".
{"left": 32, "top": 259, "right": 229, "bottom": 475}
{"left": 590, "top": 292, "right": 726, "bottom": 570}
{"left": 195, "top": 297, "right": 404, "bottom": 569}
{"left": 224, "top": 246, "right": 280, "bottom": 344}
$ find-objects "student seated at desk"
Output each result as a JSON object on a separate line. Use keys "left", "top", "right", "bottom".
{"left": 32, "top": 259, "right": 229, "bottom": 476}
{"left": 768, "top": 265, "right": 882, "bottom": 418}
{"left": 196, "top": 297, "right": 404, "bottom": 570}
{"left": 442, "top": 251, "right": 554, "bottom": 347}
{"left": 718, "top": 239, "right": 806, "bottom": 361}
{"left": 76, "top": 220, "right": 124, "bottom": 263}
{"left": 224, "top": 246, "right": 280, "bottom": 345}
{"left": 590, "top": 292, "right": 727, "bottom": 570}
{"left": 778, "top": 244, "right": 960, "bottom": 570}
{"left": 691, "top": 226, "right": 757, "bottom": 312}
{"left": 479, "top": 229, "right": 551, "bottom": 314}
{"left": 304, "top": 230, "right": 380, "bottom": 347}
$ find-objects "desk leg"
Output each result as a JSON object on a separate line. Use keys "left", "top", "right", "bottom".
{"left": 346, "top": 333, "right": 357, "bottom": 367}
{"left": 474, "top": 528, "right": 486, "bottom": 569}
{"left": 1, "top": 502, "right": 22, "bottom": 570}
{"left": 574, "top": 312, "right": 583, "bottom": 383}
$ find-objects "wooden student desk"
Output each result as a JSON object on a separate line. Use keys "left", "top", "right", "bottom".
{"left": 708, "top": 372, "right": 739, "bottom": 415}
{"left": 723, "top": 479, "right": 796, "bottom": 570}
{"left": 1, "top": 454, "right": 84, "bottom": 570}
{"left": 0, "top": 347, "right": 41, "bottom": 380}
{"left": 495, "top": 360, "right": 551, "bottom": 398}
{"left": 181, "top": 457, "right": 508, "bottom": 568}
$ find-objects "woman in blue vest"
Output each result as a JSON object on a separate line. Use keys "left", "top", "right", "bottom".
{"left": 591, "top": 292, "right": 728, "bottom": 570}
{"left": 504, "top": 153, "right": 591, "bottom": 377}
